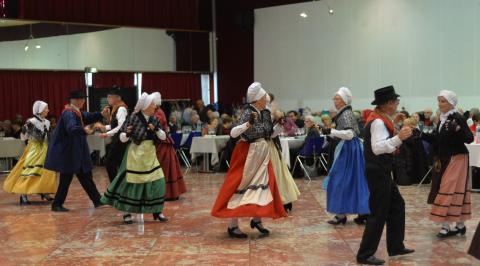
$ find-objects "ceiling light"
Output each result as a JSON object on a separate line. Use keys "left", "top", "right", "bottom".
{"left": 300, "top": 12, "right": 308, "bottom": 18}
{"left": 329, "top": 9, "right": 334, "bottom": 14}
{"left": 24, "top": 24, "right": 41, "bottom": 52}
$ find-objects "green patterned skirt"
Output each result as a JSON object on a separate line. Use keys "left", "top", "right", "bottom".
{"left": 101, "top": 141, "right": 165, "bottom": 213}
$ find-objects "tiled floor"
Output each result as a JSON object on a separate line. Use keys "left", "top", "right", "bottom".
{"left": 0, "top": 168, "right": 478, "bottom": 266}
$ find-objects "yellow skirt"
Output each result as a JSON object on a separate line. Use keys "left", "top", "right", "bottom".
{"left": 268, "top": 141, "right": 300, "bottom": 204}
{"left": 3, "top": 140, "right": 57, "bottom": 194}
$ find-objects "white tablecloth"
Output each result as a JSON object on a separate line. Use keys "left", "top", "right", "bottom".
{"left": 279, "top": 136, "right": 305, "bottom": 168}
{"left": 466, "top": 143, "right": 480, "bottom": 167}
{"left": 190, "top": 135, "right": 230, "bottom": 165}
{"left": 0, "top": 137, "right": 25, "bottom": 158}
{"left": 465, "top": 143, "right": 480, "bottom": 192}
{"left": 87, "top": 134, "right": 111, "bottom": 158}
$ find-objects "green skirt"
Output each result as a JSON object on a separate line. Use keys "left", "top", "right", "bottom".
{"left": 101, "top": 142, "right": 166, "bottom": 214}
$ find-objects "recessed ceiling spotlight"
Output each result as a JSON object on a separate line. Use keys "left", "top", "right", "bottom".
{"left": 300, "top": 12, "right": 308, "bottom": 18}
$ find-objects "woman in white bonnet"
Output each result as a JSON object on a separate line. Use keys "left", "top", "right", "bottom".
{"left": 211, "top": 82, "right": 287, "bottom": 238}
{"left": 422, "top": 90, "right": 473, "bottom": 238}
{"left": 3, "top": 101, "right": 57, "bottom": 204}
{"left": 321, "top": 87, "right": 370, "bottom": 225}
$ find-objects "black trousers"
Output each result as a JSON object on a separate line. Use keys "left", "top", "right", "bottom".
{"left": 357, "top": 166, "right": 406, "bottom": 261}
{"left": 105, "top": 142, "right": 127, "bottom": 182}
{"left": 53, "top": 171, "right": 102, "bottom": 207}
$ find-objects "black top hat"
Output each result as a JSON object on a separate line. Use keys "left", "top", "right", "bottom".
{"left": 67, "top": 90, "right": 88, "bottom": 99}
{"left": 371, "top": 85, "right": 400, "bottom": 105}
{"left": 107, "top": 87, "right": 122, "bottom": 96}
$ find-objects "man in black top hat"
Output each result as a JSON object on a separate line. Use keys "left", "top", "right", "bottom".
{"left": 96, "top": 87, "right": 129, "bottom": 182}
{"left": 356, "top": 86, "right": 415, "bottom": 265}
{"left": 45, "top": 89, "right": 108, "bottom": 212}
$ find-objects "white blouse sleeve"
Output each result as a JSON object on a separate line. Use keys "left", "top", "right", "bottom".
{"left": 156, "top": 129, "right": 167, "bottom": 141}
{"left": 330, "top": 129, "right": 354, "bottom": 140}
{"left": 119, "top": 132, "right": 130, "bottom": 143}
{"left": 230, "top": 122, "right": 250, "bottom": 138}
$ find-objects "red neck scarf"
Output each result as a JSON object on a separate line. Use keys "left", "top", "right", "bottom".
{"left": 366, "top": 108, "right": 395, "bottom": 135}
{"left": 63, "top": 104, "right": 84, "bottom": 127}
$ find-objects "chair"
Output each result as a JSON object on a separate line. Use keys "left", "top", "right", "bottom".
{"left": 291, "top": 136, "right": 325, "bottom": 181}
{"left": 181, "top": 131, "right": 202, "bottom": 170}
{"left": 170, "top": 132, "right": 191, "bottom": 169}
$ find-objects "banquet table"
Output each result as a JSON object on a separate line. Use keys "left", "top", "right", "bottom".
{"left": 87, "top": 134, "right": 111, "bottom": 164}
{"left": 279, "top": 136, "right": 306, "bottom": 168}
{"left": 190, "top": 135, "right": 230, "bottom": 172}
{"left": 0, "top": 137, "right": 26, "bottom": 172}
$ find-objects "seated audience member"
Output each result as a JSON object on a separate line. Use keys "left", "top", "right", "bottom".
{"left": 220, "top": 116, "right": 233, "bottom": 135}
{"left": 202, "top": 117, "right": 219, "bottom": 136}
{"left": 468, "top": 108, "right": 480, "bottom": 128}
{"left": 470, "top": 112, "right": 480, "bottom": 133}
{"left": 320, "top": 114, "right": 332, "bottom": 128}
{"left": 304, "top": 115, "right": 320, "bottom": 139}
{"left": 328, "top": 108, "right": 337, "bottom": 119}
{"left": 283, "top": 115, "right": 299, "bottom": 136}
{"left": 393, "top": 118, "right": 428, "bottom": 185}
{"left": 3, "top": 120, "right": 12, "bottom": 137}
{"left": 168, "top": 114, "right": 178, "bottom": 133}
{"left": 290, "top": 115, "right": 320, "bottom": 178}
{"left": 10, "top": 122, "right": 22, "bottom": 139}
{"left": 422, "top": 108, "right": 434, "bottom": 126}
{"left": 194, "top": 99, "right": 207, "bottom": 122}
{"left": 13, "top": 114, "right": 24, "bottom": 126}
{"left": 182, "top": 103, "right": 194, "bottom": 125}
{"left": 288, "top": 110, "right": 305, "bottom": 128}
{"left": 184, "top": 113, "right": 202, "bottom": 132}
{"left": 412, "top": 112, "right": 420, "bottom": 123}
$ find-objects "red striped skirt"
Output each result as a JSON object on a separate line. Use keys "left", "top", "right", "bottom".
{"left": 430, "top": 154, "right": 471, "bottom": 223}
{"left": 211, "top": 141, "right": 287, "bottom": 219}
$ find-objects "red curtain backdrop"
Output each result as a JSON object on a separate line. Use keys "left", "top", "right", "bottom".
{"left": 17, "top": 0, "right": 212, "bottom": 31}
{"left": 0, "top": 70, "right": 85, "bottom": 121}
{"left": 142, "top": 73, "right": 201, "bottom": 101}
{"left": 92, "top": 72, "right": 134, "bottom": 88}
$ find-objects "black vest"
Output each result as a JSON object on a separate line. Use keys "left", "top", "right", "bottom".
{"left": 110, "top": 108, "right": 122, "bottom": 142}
{"left": 364, "top": 119, "right": 394, "bottom": 173}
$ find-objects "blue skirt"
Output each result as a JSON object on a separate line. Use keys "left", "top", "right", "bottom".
{"left": 324, "top": 138, "right": 370, "bottom": 215}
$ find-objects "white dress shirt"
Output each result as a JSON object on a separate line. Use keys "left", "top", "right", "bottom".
{"left": 370, "top": 119, "right": 402, "bottom": 155}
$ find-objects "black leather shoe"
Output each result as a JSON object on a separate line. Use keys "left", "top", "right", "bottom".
{"left": 94, "top": 202, "right": 105, "bottom": 208}
{"left": 153, "top": 213, "right": 169, "bottom": 222}
{"left": 437, "top": 229, "right": 452, "bottom": 238}
{"left": 19, "top": 195, "right": 31, "bottom": 205}
{"left": 40, "top": 194, "right": 54, "bottom": 202}
{"left": 448, "top": 226, "right": 466, "bottom": 236}
{"left": 51, "top": 205, "right": 70, "bottom": 212}
{"left": 353, "top": 215, "right": 368, "bottom": 225}
{"left": 357, "top": 256, "right": 385, "bottom": 265}
{"left": 228, "top": 227, "right": 248, "bottom": 238}
{"left": 283, "top": 203, "right": 293, "bottom": 212}
{"left": 389, "top": 248, "right": 415, "bottom": 257}
{"left": 250, "top": 219, "right": 270, "bottom": 234}
{"left": 123, "top": 214, "right": 134, "bottom": 224}
{"left": 327, "top": 216, "right": 347, "bottom": 225}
